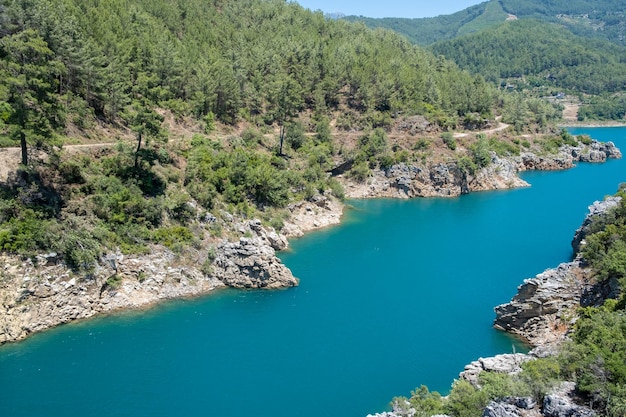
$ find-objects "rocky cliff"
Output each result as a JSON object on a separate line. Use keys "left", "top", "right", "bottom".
{"left": 0, "top": 221, "right": 297, "bottom": 344}
{"left": 343, "top": 140, "right": 621, "bottom": 199}
{"left": 367, "top": 193, "right": 622, "bottom": 417}
{"left": 494, "top": 196, "right": 623, "bottom": 348}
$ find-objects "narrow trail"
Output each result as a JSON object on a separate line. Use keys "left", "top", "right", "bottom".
{"left": 453, "top": 117, "right": 510, "bottom": 138}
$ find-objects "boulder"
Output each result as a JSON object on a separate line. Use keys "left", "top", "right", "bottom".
{"left": 482, "top": 401, "right": 522, "bottom": 417}
{"left": 543, "top": 395, "right": 596, "bottom": 417}
{"left": 461, "top": 353, "right": 533, "bottom": 387}
{"left": 213, "top": 237, "right": 297, "bottom": 289}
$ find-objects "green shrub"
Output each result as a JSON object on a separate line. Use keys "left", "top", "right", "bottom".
{"left": 327, "top": 178, "right": 345, "bottom": 200}
{"left": 105, "top": 274, "right": 123, "bottom": 289}
{"left": 0, "top": 209, "right": 55, "bottom": 254}
{"left": 457, "top": 155, "right": 477, "bottom": 175}
{"left": 469, "top": 137, "right": 492, "bottom": 168}
{"left": 315, "top": 116, "right": 332, "bottom": 143}
{"left": 445, "top": 379, "right": 489, "bottom": 417}
{"left": 241, "top": 128, "right": 263, "bottom": 147}
{"left": 407, "top": 386, "right": 446, "bottom": 417}
{"left": 152, "top": 226, "right": 194, "bottom": 250}
{"left": 378, "top": 154, "right": 395, "bottom": 170}
{"left": 348, "top": 161, "right": 371, "bottom": 183}
{"left": 285, "top": 120, "right": 306, "bottom": 150}
{"left": 519, "top": 358, "right": 561, "bottom": 401}
{"left": 488, "top": 138, "right": 520, "bottom": 156}
{"left": 441, "top": 132, "right": 456, "bottom": 150}
{"left": 413, "top": 138, "right": 430, "bottom": 151}
{"left": 358, "top": 128, "right": 388, "bottom": 159}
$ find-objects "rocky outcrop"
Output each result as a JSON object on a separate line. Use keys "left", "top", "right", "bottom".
{"left": 213, "top": 237, "right": 296, "bottom": 289}
{"left": 482, "top": 398, "right": 537, "bottom": 417}
{"left": 344, "top": 156, "right": 526, "bottom": 199}
{"left": 282, "top": 194, "right": 344, "bottom": 237}
{"left": 343, "top": 140, "right": 621, "bottom": 199}
{"left": 460, "top": 354, "right": 534, "bottom": 387}
{"left": 493, "top": 261, "right": 588, "bottom": 347}
{"left": 571, "top": 196, "right": 622, "bottom": 252}
{"left": 494, "top": 193, "right": 624, "bottom": 347}
{"left": 542, "top": 382, "right": 597, "bottom": 417}
{"left": 520, "top": 141, "right": 621, "bottom": 171}
{"left": 0, "top": 231, "right": 296, "bottom": 344}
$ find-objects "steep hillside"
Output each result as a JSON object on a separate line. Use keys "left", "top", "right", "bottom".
{"left": 0, "top": 0, "right": 495, "bottom": 134}
{"left": 431, "top": 19, "right": 626, "bottom": 95}
{"left": 345, "top": 0, "right": 626, "bottom": 46}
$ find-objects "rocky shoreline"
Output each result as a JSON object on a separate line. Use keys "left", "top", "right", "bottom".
{"left": 365, "top": 170, "right": 623, "bottom": 416}
{"left": 341, "top": 140, "right": 620, "bottom": 199}
{"left": 0, "top": 139, "right": 620, "bottom": 348}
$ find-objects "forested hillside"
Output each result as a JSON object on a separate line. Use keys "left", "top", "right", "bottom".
{"left": 343, "top": 2, "right": 492, "bottom": 45}
{"left": 430, "top": 19, "right": 626, "bottom": 95}
{"left": 0, "top": 0, "right": 494, "bottom": 133}
{"left": 345, "top": 0, "right": 626, "bottom": 46}
{"left": 345, "top": 0, "right": 626, "bottom": 122}
{"left": 0, "top": 0, "right": 518, "bottom": 267}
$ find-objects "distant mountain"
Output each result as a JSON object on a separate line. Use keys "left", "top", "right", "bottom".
{"left": 344, "top": 0, "right": 626, "bottom": 46}
{"left": 430, "top": 18, "right": 626, "bottom": 95}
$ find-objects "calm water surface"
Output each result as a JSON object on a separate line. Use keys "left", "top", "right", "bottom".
{"left": 0, "top": 127, "right": 624, "bottom": 417}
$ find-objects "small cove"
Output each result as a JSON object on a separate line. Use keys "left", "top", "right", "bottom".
{"left": 0, "top": 127, "right": 625, "bottom": 417}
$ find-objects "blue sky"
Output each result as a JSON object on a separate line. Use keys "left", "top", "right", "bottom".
{"left": 294, "top": 0, "right": 485, "bottom": 18}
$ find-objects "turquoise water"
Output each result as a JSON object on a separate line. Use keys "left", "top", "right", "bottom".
{"left": 0, "top": 127, "right": 625, "bottom": 417}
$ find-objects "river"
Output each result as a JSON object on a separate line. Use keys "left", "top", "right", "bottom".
{"left": 0, "top": 127, "right": 624, "bottom": 417}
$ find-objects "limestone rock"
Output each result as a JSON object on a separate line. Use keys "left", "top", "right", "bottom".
{"left": 482, "top": 401, "right": 523, "bottom": 417}
{"left": 248, "top": 219, "right": 289, "bottom": 251}
{"left": 461, "top": 353, "right": 533, "bottom": 387}
{"left": 341, "top": 139, "right": 620, "bottom": 200}
{"left": 213, "top": 237, "right": 297, "bottom": 289}
{"left": 542, "top": 395, "right": 596, "bottom": 417}
{"left": 493, "top": 262, "right": 586, "bottom": 347}
{"left": 282, "top": 195, "right": 343, "bottom": 237}
{"left": 572, "top": 196, "right": 622, "bottom": 252}
{"left": 482, "top": 397, "right": 539, "bottom": 417}
{"left": 0, "top": 235, "right": 298, "bottom": 344}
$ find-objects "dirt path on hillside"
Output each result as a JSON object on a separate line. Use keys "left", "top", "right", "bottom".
{"left": 453, "top": 119, "right": 510, "bottom": 138}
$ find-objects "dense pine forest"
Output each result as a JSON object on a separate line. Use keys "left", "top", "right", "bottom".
{"left": 346, "top": 0, "right": 626, "bottom": 46}
{"left": 430, "top": 19, "right": 626, "bottom": 95}
{"left": 0, "top": 0, "right": 494, "bottom": 132}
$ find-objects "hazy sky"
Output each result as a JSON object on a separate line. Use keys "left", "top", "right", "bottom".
{"left": 295, "top": 0, "right": 486, "bottom": 18}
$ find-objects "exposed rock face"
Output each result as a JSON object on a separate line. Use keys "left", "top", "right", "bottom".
{"left": 478, "top": 384, "right": 597, "bottom": 417}
{"left": 542, "top": 382, "right": 597, "bottom": 417}
{"left": 542, "top": 395, "right": 596, "bottom": 417}
{"left": 344, "top": 156, "right": 526, "bottom": 199}
{"left": 495, "top": 193, "right": 624, "bottom": 347}
{"left": 343, "top": 140, "right": 620, "bottom": 199}
{"left": 282, "top": 194, "right": 343, "bottom": 237}
{"left": 460, "top": 354, "right": 534, "bottom": 387}
{"left": 493, "top": 261, "right": 587, "bottom": 347}
{"left": 571, "top": 196, "right": 622, "bottom": 252}
{"left": 213, "top": 237, "right": 297, "bottom": 289}
{"left": 520, "top": 141, "right": 621, "bottom": 171}
{"left": 0, "top": 233, "right": 296, "bottom": 344}
{"left": 483, "top": 400, "right": 532, "bottom": 417}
